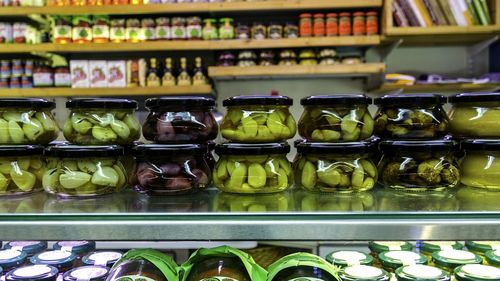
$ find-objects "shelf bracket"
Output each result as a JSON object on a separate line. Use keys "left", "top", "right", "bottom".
{"left": 372, "top": 39, "right": 403, "bottom": 62}
{"left": 466, "top": 36, "right": 499, "bottom": 77}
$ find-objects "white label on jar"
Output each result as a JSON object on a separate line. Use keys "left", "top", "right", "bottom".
{"left": 331, "top": 251, "right": 366, "bottom": 266}
{"left": 344, "top": 265, "right": 383, "bottom": 279}
{"left": 142, "top": 27, "right": 155, "bottom": 40}
{"left": 92, "top": 25, "right": 109, "bottom": 40}
{"left": 374, "top": 241, "right": 406, "bottom": 250}
{"left": 70, "top": 267, "right": 108, "bottom": 281}
{"left": 0, "top": 23, "right": 13, "bottom": 42}
{"left": 55, "top": 73, "right": 71, "bottom": 87}
{"left": 88, "top": 252, "right": 122, "bottom": 266}
{"left": 428, "top": 241, "right": 456, "bottom": 250}
{"left": 200, "top": 277, "right": 239, "bottom": 281}
{"left": 110, "top": 27, "right": 126, "bottom": 41}
{"left": 115, "top": 275, "right": 157, "bottom": 281}
{"left": 13, "top": 23, "right": 27, "bottom": 41}
{"left": 54, "top": 25, "right": 71, "bottom": 39}
{"left": 38, "top": 250, "right": 71, "bottom": 260}
{"left": 72, "top": 27, "right": 92, "bottom": 42}
{"left": 14, "top": 265, "right": 52, "bottom": 277}
{"left": 33, "top": 72, "right": 53, "bottom": 87}
{"left": 402, "top": 265, "right": 443, "bottom": 278}
{"left": 9, "top": 241, "right": 40, "bottom": 251}
{"left": 0, "top": 249, "right": 22, "bottom": 260}
{"left": 287, "top": 278, "right": 324, "bottom": 281}
{"left": 155, "top": 26, "right": 170, "bottom": 40}
{"left": 462, "top": 264, "right": 500, "bottom": 278}
{"left": 438, "top": 250, "right": 476, "bottom": 260}
{"left": 385, "top": 251, "right": 420, "bottom": 266}
{"left": 126, "top": 27, "right": 142, "bottom": 41}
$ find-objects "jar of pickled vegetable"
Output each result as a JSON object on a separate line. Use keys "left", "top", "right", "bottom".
{"left": 454, "top": 264, "right": 500, "bottom": 281}
{"left": 30, "top": 251, "right": 77, "bottom": 277}
{"left": 221, "top": 95, "right": 296, "bottom": 143}
{"left": 171, "top": 17, "right": 186, "bottom": 40}
{"left": 186, "top": 16, "right": 202, "bottom": 40}
{"left": 141, "top": 18, "right": 155, "bottom": 41}
{"left": 374, "top": 94, "right": 449, "bottom": 139}
{"left": 420, "top": 241, "right": 463, "bottom": 265}
{"left": 63, "top": 266, "right": 108, "bottom": 281}
{"left": 125, "top": 19, "right": 141, "bottom": 42}
{"left": 339, "top": 265, "right": 390, "bottom": 281}
{"left": 395, "top": 264, "right": 450, "bottom": 281}
{"left": 131, "top": 144, "right": 211, "bottom": 195}
{"left": 142, "top": 97, "right": 217, "bottom": 144}
{"left": 465, "top": 241, "right": 500, "bottom": 260}
{"left": 0, "top": 99, "right": 58, "bottom": 145}
{"left": 460, "top": 140, "right": 500, "bottom": 190}
{"left": 379, "top": 251, "right": 427, "bottom": 273}
{"left": 4, "top": 241, "right": 47, "bottom": 258}
{"left": 0, "top": 250, "right": 27, "bottom": 272}
{"left": 110, "top": 19, "right": 125, "bottom": 43}
{"left": 0, "top": 145, "right": 44, "bottom": 196}
{"left": 72, "top": 16, "right": 92, "bottom": 44}
{"left": 326, "top": 251, "right": 373, "bottom": 267}
{"left": 294, "top": 141, "right": 377, "bottom": 192}
{"left": 268, "top": 253, "right": 339, "bottom": 281}
{"left": 219, "top": 18, "right": 234, "bottom": 39}
{"left": 298, "top": 95, "right": 373, "bottom": 142}
{"left": 295, "top": 190, "right": 375, "bottom": 212}
{"left": 92, "top": 16, "right": 109, "bottom": 43}
{"left": 449, "top": 93, "right": 500, "bottom": 138}
{"left": 213, "top": 143, "right": 292, "bottom": 194}
{"left": 432, "top": 250, "right": 482, "bottom": 274}
{"left": 107, "top": 249, "right": 178, "bottom": 281}
{"left": 485, "top": 250, "right": 500, "bottom": 266}
{"left": 6, "top": 265, "right": 59, "bottom": 281}
{"left": 82, "top": 251, "right": 122, "bottom": 267}
{"left": 53, "top": 17, "right": 72, "bottom": 44}
{"left": 378, "top": 140, "right": 460, "bottom": 191}
{"left": 52, "top": 241, "right": 96, "bottom": 261}
{"left": 63, "top": 99, "right": 140, "bottom": 145}
{"left": 213, "top": 192, "right": 292, "bottom": 212}
{"left": 155, "top": 17, "right": 170, "bottom": 41}
{"left": 42, "top": 145, "right": 127, "bottom": 197}
{"left": 368, "top": 241, "right": 413, "bottom": 268}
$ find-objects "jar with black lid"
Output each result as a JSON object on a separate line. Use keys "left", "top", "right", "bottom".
{"left": 63, "top": 99, "right": 140, "bottom": 145}
{"left": 131, "top": 144, "right": 211, "bottom": 195}
{"left": 213, "top": 142, "right": 292, "bottom": 194}
{"left": 53, "top": 241, "right": 96, "bottom": 261}
{"left": 378, "top": 140, "right": 460, "bottom": 191}
{"left": 6, "top": 265, "right": 59, "bottom": 281}
{"left": 0, "top": 249, "right": 27, "bottom": 272}
{"left": 142, "top": 97, "right": 218, "bottom": 144}
{"left": 374, "top": 94, "right": 449, "bottom": 139}
{"left": 0, "top": 145, "right": 45, "bottom": 196}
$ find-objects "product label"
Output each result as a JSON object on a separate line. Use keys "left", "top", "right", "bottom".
{"left": 54, "top": 73, "right": 71, "bottom": 87}
{"left": 92, "top": 25, "right": 109, "bottom": 40}
{"left": 344, "top": 265, "right": 383, "bottom": 279}
{"left": 439, "top": 250, "right": 476, "bottom": 260}
{"left": 12, "top": 23, "right": 26, "bottom": 41}
{"left": 126, "top": 27, "right": 142, "bottom": 41}
{"left": 171, "top": 26, "right": 186, "bottom": 39}
{"left": 9, "top": 241, "right": 40, "bottom": 251}
{"left": 187, "top": 25, "right": 201, "bottom": 39}
{"left": 107, "top": 62, "right": 126, "bottom": 87}
{"left": 0, "top": 249, "right": 22, "bottom": 260}
{"left": 110, "top": 27, "right": 126, "bottom": 41}
{"left": 72, "top": 27, "right": 92, "bottom": 42}
{"left": 155, "top": 26, "right": 170, "bottom": 40}
{"left": 115, "top": 275, "right": 157, "bottom": 281}
{"left": 200, "top": 277, "right": 239, "bottom": 281}
{"left": 461, "top": 264, "right": 500, "bottom": 278}
{"left": 33, "top": 72, "right": 53, "bottom": 87}
{"left": 70, "top": 267, "right": 108, "bottom": 281}
{"left": 90, "top": 64, "right": 107, "bottom": 87}
{"left": 385, "top": 251, "right": 420, "bottom": 266}
{"left": 287, "top": 278, "right": 325, "bottom": 281}
{"left": 14, "top": 265, "right": 52, "bottom": 277}
{"left": 54, "top": 25, "right": 71, "bottom": 40}
{"left": 88, "top": 252, "right": 122, "bottom": 266}
{"left": 0, "top": 23, "right": 12, "bottom": 42}
{"left": 143, "top": 27, "right": 155, "bottom": 40}
{"left": 402, "top": 265, "right": 442, "bottom": 279}
{"left": 38, "top": 250, "right": 71, "bottom": 260}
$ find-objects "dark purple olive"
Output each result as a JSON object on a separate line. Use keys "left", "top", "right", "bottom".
{"left": 165, "top": 177, "right": 192, "bottom": 190}
{"left": 192, "top": 169, "right": 209, "bottom": 185}
{"left": 160, "top": 163, "right": 182, "bottom": 176}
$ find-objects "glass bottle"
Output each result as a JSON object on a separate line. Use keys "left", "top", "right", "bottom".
{"left": 162, "top": 57, "right": 176, "bottom": 86}
{"left": 177, "top": 57, "right": 191, "bottom": 86}
{"left": 146, "top": 58, "right": 160, "bottom": 87}
{"left": 192, "top": 57, "right": 207, "bottom": 85}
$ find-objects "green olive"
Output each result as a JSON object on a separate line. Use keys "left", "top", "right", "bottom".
{"left": 91, "top": 166, "right": 119, "bottom": 187}
{"left": 10, "top": 168, "right": 36, "bottom": 191}
{"left": 0, "top": 118, "right": 10, "bottom": 143}
{"left": 59, "top": 171, "right": 92, "bottom": 189}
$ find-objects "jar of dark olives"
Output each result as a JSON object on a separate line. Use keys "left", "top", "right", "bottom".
{"left": 378, "top": 140, "right": 460, "bottom": 191}
{"left": 142, "top": 97, "right": 218, "bottom": 144}
{"left": 131, "top": 144, "right": 211, "bottom": 195}
{"left": 374, "top": 94, "right": 449, "bottom": 139}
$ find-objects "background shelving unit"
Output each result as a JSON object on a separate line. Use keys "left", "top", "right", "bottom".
{"left": 371, "top": 83, "right": 500, "bottom": 94}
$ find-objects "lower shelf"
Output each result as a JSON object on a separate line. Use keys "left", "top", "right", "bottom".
{"left": 371, "top": 83, "right": 500, "bottom": 94}
{"left": 0, "top": 85, "right": 213, "bottom": 97}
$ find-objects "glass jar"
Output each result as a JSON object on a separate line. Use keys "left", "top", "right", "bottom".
{"left": 268, "top": 253, "right": 339, "bottom": 281}
{"left": 420, "top": 242, "right": 463, "bottom": 265}
{"left": 377, "top": 189, "right": 459, "bottom": 212}
{"left": 374, "top": 94, "right": 448, "bottom": 139}
{"left": 268, "top": 22, "right": 282, "bottom": 39}
{"left": 432, "top": 250, "right": 482, "bottom": 274}
{"left": 186, "top": 16, "right": 202, "bottom": 40}
{"left": 53, "top": 17, "right": 72, "bottom": 44}
{"left": 294, "top": 141, "right": 377, "bottom": 192}
{"left": 284, "top": 22, "right": 298, "bottom": 38}
{"left": 92, "top": 16, "right": 109, "bottom": 43}
{"left": 366, "top": 11, "right": 378, "bottom": 35}
{"left": 185, "top": 257, "right": 251, "bottom": 281}
{"left": 0, "top": 250, "right": 27, "bottom": 272}
{"left": 4, "top": 241, "right": 48, "bottom": 257}
{"left": 213, "top": 192, "right": 292, "bottom": 212}
{"left": 353, "top": 12, "right": 366, "bottom": 35}
{"left": 454, "top": 264, "right": 500, "bottom": 281}
{"left": 141, "top": 18, "right": 155, "bottom": 41}
{"left": 131, "top": 144, "right": 211, "bottom": 195}
{"left": 171, "top": 17, "right": 186, "bottom": 40}
{"left": 339, "top": 265, "right": 390, "bottom": 281}
{"left": 202, "top": 19, "right": 218, "bottom": 40}
{"left": 72, "top": 16, "right": 92, "bottom": 44}
{"left": 379, "top": 251, "right": 428, "bottom": 273}
{"left": 213, "top": 143, "right": 292, "bottom": 194}
{"left": 299, "top": 13, "right": 312, "bottom": 37}
{"left": 30, "top": 251, "right": 77, "bottom": 278}
{"left": 0, "top": 145, "right": 44, "bottom": 196}
{"left": 52, "top": 241, "right": 96, "bottom": 261}
{"left": 298, "top": 95, "right": 373, "bottom": 142}
{"left": 339, "top": 12, "right": 351, "bottom": 36}
{"left": 63, "top": 266, "right": 108, "bottom": 281}
{"left": 107, "top": 249, "right": 177, "bottom": 281}
{"left": 449, "top": 93, "right": 500, "bottom": 138}
{"left": 221, "top": 95, "right": 296, "bottom": 142}
{"left": 485, "top": 250, "right": 500, "bottom": 266}
{"left": 42, "top": 145, "right": 127, "bottom": 197}
{"left": 295, "top": 190, "right": 375, "bottom": 212}
{"left": 326, "top": 251, "right": 373, "bottom": 267}
{"left": 155, "top": 17, "right": 170, "bottom": 41}
{"left": 236, "top": 23, "right": 249, "bottom": 39}
{"left": 25, "top": 60, "right": 34, "bottom": 75}
{"left": 6, "top": 265, "right": 59, "bottom": 281}
{"left": 125, "top": 18, "right": 141, "bottom": 42}
{"left": 326, "top": 13, "right": 338, "bottom": 36}
{"left": 63, "top": 99, "right": 140, "bottom": 145}
{"left": 465, "top": 241, "right": 500, "bottom": 260}
{"left": 369, "top": 241, "right": 413, "bottom": 268}
{"left": 460, "top": 139, "right": 500, "bottom": 190}
{"left": 54, "top": 66, "right": 70, "bottom": 87}
{"left": 218, "top": 18, "right": 234, "bottom": 39}
{"left": 110, "top": 19, "right": 125, "bottom": 43}
{"left": 82, "top": 252, "right": 122, "bottom": 267}
{"left": 142, "top": 97, "right": 218, "bottom": 144}
{"left": 378, "top": 140, "right": 460, "bottom": 191}
{"left": 395, "top": 264, "right": 450, "bottom": 281}
{"left": 313, "top": 13, "right": 325, "bottom": 37}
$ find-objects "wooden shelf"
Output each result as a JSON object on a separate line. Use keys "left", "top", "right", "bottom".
{"left": 0, "top": 37, "right": 380, "bottom": 53}
{"left": 208, "top": 63, "right": 385, "bottom": 79}
{"left": 372, "top": 83, "right": 500, "bottom": 94}
{"left": 0, "top": 0, "right": 382, "bottom": 15}
{"left": 0, "top": 85, "right": 212, "bottom": 97}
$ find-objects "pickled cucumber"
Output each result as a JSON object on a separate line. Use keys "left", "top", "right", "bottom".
{"left": 0, "top": 110, "right": 58, "bottom": 144}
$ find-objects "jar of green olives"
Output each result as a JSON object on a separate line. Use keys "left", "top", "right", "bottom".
{"left": 395, "top": 264, "right": 450, "bottom": 281}
{"left": 298, "top": 95, "right": 374, "bottom": 142}
{"left": 294, "top": 141, "right": 377, "bottom": 193}
{"left": 420, "top": 241, "right": 463, "bottom": 265}
{"left": 374, "top": 94, "right": 448, "bottom": 139}
{"left": 220, "top": 95, "right": 296, "bottom": 143}
{"left": 0, "top": 98, "right": 58, "bottom": 145}
{"left": 0, "top": 145, "right": 44, "bottom": 196}
{"left": 339, "top": 265, "right": 390, "bottom": 281}
{"left": 213, "top": 143, "right": 292, "bottom": 193}
{"left": 326, "top": 250, "right": 373, "bottom": 267}
{"left": 378, "top": 140, "right": 460, "bottom": 191}
{"left": 460, "top": 140, "right": 500, "bottom": 190}
{"left": 42, "top": 145, "right": 127, "bottom": 197}
{"left": 63, "top": 99, "right": 141, "bottom": 145}
{"left": 378, "top": 251, "right": 428, "bottom": 272}
{"left": 432, "top": 250, "right": 482, "bottom": 274}
{"left": 454, "top": 264, "right": 500, "bottom": 281}
{"left": 268, "top": 253, "right": 340, "bottom": 281}
{"left": 449, "top": 93, "right": 500, "bottom": 138}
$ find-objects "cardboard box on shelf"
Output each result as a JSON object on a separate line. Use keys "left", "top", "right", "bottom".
{"left": 107, "top": 60, "right": 126, "bottom": 88}
{"left": 70, "top": 60, "right": 89, "bottom": 88}
{"left": 89, "top": 60, "right": 107, "bottom": 88}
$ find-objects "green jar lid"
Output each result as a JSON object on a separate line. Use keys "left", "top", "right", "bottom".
{"left": 369, "top": 242, "right": 414, "bottom": 254}
{"left": 432, "top": 250, "right": 482, "bottom": 269}
{"left": 395, "top": 264, "right": 450, "bottom": 281}
{"left": 267, "top": 252, "right": 340, "bottom": 281}
{"left": 484, "top": 249, "right": 500, "bottom": 266}
{"left": 465, "top": 241, "right": 500, "bottom": 254}
{"left": 0, "top": 249, "right": 27, "bottom": 268}
{"left": 339, "top": 265, "right": 390, "bottom": 281}
{"left": 379, "top": 251, "right": 428, "bottom": 270}
{"left": 454, "top": 264, "right": 500, "bottom": 281}
{"left": 325, "top": 251, "right": 373, "bottom": 267}
{"left": 421, "top": 242, "right": 463, "bottom": 254}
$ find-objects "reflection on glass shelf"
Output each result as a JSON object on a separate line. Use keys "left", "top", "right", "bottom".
{"left": 0, "top": 185, "right": 498, "bottom": 214}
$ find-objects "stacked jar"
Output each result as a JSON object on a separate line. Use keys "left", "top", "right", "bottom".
{"left": 374, "top": 94, "right": 460, "bottom": 192}
{"left": 42, "top": 98, "right": 140, "bottom": 197}
{"left": 214, "top": 95, "right": 296, "bottom": 194}
{"left": 294, "top": 95, "right": 377, "bottom": 193}
{"left": 132, "top": 97, "right": 217, "bottom": 195}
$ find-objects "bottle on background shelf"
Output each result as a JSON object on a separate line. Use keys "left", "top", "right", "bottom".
{"left": 161, "top": 57, "right": 176, "bottom": 86}
{"left": 192, "top": 57, "right": 208, "bottom": 86}
{"left": 146, "top": 58, "right": 160, "bottom": 87}
{"left": 177, "top": 57, "right": 191, "bottom": 86}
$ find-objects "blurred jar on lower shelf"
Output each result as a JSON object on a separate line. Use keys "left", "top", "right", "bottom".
{"left": 456, "top": 186, "right": 500, "bottom": 211}
{"left": 295, "top": 190, "right": 375, "bottom": 212}
{"left": 43, "top": 193, "right": 127, "bottom": 213}
{"left": 213, "top": 191, "right": 293, "bottom": 212}
{"left": 131, "top": 191, "right": 210, "bottom": 212}
{"left": 376, "top": 188, "right": 459, "bottom": 212}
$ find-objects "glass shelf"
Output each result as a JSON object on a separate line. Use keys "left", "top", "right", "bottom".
{"left": 0, "top": 186, "right": 498, "bottom": 241}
